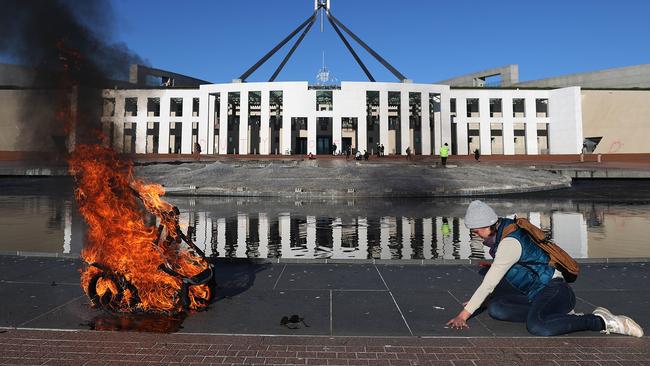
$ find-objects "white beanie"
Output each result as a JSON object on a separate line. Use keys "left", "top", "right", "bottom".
{"left": 464, "top": 200, "right": 498, "bottom": 229}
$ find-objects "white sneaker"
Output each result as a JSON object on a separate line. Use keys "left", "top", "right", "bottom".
{"left": 593, "top": 307, "right": 644, "bottom": 338}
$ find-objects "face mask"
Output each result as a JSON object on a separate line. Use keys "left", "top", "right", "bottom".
{"left": 483, "top": 234, "right": 496, "bottom": 248}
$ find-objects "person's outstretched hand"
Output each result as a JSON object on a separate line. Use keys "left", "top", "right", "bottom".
{"left": 446, "top": 309, "right": 471, "bottom": 330}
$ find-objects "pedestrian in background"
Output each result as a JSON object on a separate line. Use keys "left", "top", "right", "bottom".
{"left": 440, "top": 143, "right": 449, "bottom": 167}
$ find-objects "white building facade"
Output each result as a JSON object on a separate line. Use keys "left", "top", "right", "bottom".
{"left": 101, "top": 81, "right": 583, "bottom": 156}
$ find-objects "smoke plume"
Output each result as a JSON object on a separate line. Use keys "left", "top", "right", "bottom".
{"left": 0, "top": 0, "right": 145, "bottom": 150}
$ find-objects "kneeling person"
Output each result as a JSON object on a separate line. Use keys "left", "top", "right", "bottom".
{"left": 446, "top": 200, "right": 643, "bottom": 337}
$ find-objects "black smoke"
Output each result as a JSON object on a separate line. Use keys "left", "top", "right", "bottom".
{"left": 0, "top": 0, "right": 145, "bottom": 151}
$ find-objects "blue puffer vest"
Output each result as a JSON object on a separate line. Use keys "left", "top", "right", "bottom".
{"left": 493, "top": 217, "right": 556, "bottom": 300}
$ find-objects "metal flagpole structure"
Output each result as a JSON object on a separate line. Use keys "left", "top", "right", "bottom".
{"left": 238, "top": 0, "right": 408, "bottom": 82}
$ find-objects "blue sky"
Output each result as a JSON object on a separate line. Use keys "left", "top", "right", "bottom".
{"left": 107, "top": 0, "right": 649, "bottom": 84}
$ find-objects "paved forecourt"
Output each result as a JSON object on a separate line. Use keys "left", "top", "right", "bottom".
{"left": 1, "top": 256, "right": 648, "bottom": 336}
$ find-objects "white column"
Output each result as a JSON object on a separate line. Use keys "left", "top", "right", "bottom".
{"left": 552, "top": 212, "right": 588, "bottom": 259}
{"left": 306, "top": 216, "right": 316, "bottom": 258}
{"left": 63, "top": 201, "right": 72, "bottom": 254}
{"left": 260, "top": 90, "right": 270, "bottom": 155}
{"left": 217, "top": 218, "right": 226, "bottom": 257}
{"left": 422, "top": 217, "right": 432, "bottom": 259}
{"left": 401, "top": 217, "right": 413, "bottom": 259}
{"left": 459, "top": 221, "right": 471, "bottom": 259}
{"left": 434, "top": 93, "right": 445, "bottom": 155}
{"left": 357, "top": 217, "right": 368, "bottom": 260}
{"left": 333, "top": 117, "right": 342, "bottom": 154}
{"left": 181, "top": 97, "right": 193, "bottom": 153}
{"left": 206, "top": 94, "right": 214, "bottom": 154}
{"left": 239, "top": 90, "right": 249, "bottom": 155}
{"left": 380, "top": 216, "right": 391, "bottom": 259}
{"left": 503, "top": 96, "right": 515, "bottom": 155}
{"left": 281, "top": 115, "right": 291, "bottom": 154}
{"left": 195, "top": 212, "right": 208, "bottom": 256}
{"left": 112, "top": 98, "right": 123, "bottom": 152}
{"left": 159, "top": 96, "right": 170, "bottom": 153}
{"left": 203, "top": 216, "right": 214, "bottom": 257}
{"left": 279, "top": 213, "right": 291, "bottom": 256}
{"left": 236, "top": 213, "right": 248, "bottom": 258}
{"left": 528, "top": 212, "right": 541, "bottom": 228}
{"left": 456, "top": 97, "right": 469, "bottom": 155}
{"left": 307, "top": 116, "right": 317, "bottom": 155}
{"left": 332, "top": 217, "right": 342, "bottom": 258}
{"left": 197, "top": 95, "right": 208, "bottom": 155}
{"left": 421, "top": 92, "right": 431, "bottom": 155}
{"left": 526, "top": 122, "right": 538, "bottom": 155}
{"left": 400, "top": 92, "right": 409, "bottom": 155}
{"left": 135, "top": 120, "right": 147, "bottom": 154}
{"left": 258, "top": 213, "right": 269, "bottom": 259}
{"left": 379, "top": 90, "right": 389, "bottom": 150}
{"left": 357, "top": 115, "right": 367, "bottom": 153}
{"left": 479, "top": 97, "right": 491, "bottom": 155}
{"left": 219, "top": 92, "right": 228, "bottom": 154}
{"left": 503, "top": 123, "right": 515, "bottom": 155}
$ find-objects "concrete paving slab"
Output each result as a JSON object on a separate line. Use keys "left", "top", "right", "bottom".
{"left": 18, "top": 296, "right": 98, "bottom": 330}
{"left": 181, "top": 289, "right": 330, "bottom": 335}
{"left": 0, "top": 256, "right": 648, "bottom": 339}
{"left": 575, "top": 290, "right": 650, "bottom": 330}
{"left": 211, "top": 262, "right": 282, "bottom": 299}
{"left": 376, "top": 264, "right": 482, "bottom": 291}
{"left": 331, "top": 290, "right": 411, "bottom": 336}
{"left": 274, "top": 263, "right": 384, "bottom": 290}
{"left": 0, "top": 256, "right": 76, "bottom": 282}
{"left": 577, "top": 263, "right": 650, "bottom": 290}
{"left": 390, "top": 289, "right": 494, "bottom": 336}
{"left": 0, "top": 282, "right": 83, "bottom": 327}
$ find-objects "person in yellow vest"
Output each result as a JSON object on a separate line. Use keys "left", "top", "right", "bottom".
{"left": 439, "top": 143, "right": 449, "bottom": 167}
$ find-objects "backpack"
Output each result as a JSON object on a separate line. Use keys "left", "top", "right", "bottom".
{"left": 500, "top": 217, "right": 580, "bottom": 283}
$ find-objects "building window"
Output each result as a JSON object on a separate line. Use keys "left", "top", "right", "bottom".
{"left": 342, "top": 117, "right": 357, "bottom": 130}
{"left": 169, "top": 122, "right": 182, "bottom": 154}
{"left": 249, "top": 91, "right": 261, "bottom": 126}
{"left": 147, "top": 97, "right": 160, "bottom": 117}
{"left": 536, "top": 99, "right": 549, "bottom": 117}
{"left": 450, "top": 98, "right": 456, "bottom": 114}
{"left": 409, "top": 92, "right": 421, "bottom": 129}
{"left": 123, "top": 122, "right": 136, "bottom": 153}
{"left": 170, "top": 98, "right": 183, "bottom": 117}
{"left": 191, "top": 122, "right": 199, "bottom": 148}
{"left": 316, "top": 90, "right": 333, "bottom": 111}
{"left": 192, "top": 98, "right": 200, "bottom": 117}
{"left": 124, "top": 97, "right": 137, "bottom": 117}
{"left": 466, "top": 98, "right": 479, "bottom": 117}
{"left": 489, "top": 98, "right": 502, "bottom": 118}
{"left": 513, "top": 122, "right": 526, "bottom": 154}
{"left": 146, "top": 122, "right": 159, "bottom": 153}
{"left": 103, "top": 98, "right": 115, "bottom": 117}
{"left": 490, "top": 123, "right": 503, "bottom": 154}
{"left": 513, "top": 98, "right": 525, "bottom": 118}
{"left": 537, "top": 123, "right": 549, "bottom": 154}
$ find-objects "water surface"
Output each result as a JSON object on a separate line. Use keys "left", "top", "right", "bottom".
{"left": 1, "top": 177, "right": 649, "bottom": 260}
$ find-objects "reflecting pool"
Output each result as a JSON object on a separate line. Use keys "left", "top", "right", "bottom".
{"left": 1, "top": 177, "right": 649, "bottom": 260}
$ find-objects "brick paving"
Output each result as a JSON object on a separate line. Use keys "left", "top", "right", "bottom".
{"left": 1, "top": 329, "right": 649, "bottom": 366}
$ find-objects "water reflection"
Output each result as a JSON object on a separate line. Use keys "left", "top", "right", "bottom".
{"left": 171, "top": 210, "right": 591, "bottom": 260}
{"left": 1, "top": 178, "right": 649, "bottom": 259}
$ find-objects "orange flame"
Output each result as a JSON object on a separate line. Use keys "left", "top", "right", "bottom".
{"left": 69, "top": 144, "right": 212, "bottom": 313}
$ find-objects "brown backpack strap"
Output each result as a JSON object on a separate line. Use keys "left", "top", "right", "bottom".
{"left": 498, "top": 222, "right": 518, "bottom": 243}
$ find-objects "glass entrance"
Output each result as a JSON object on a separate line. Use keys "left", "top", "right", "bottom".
{"left": 317, "top": 137, "right": 330, "bottom": 154}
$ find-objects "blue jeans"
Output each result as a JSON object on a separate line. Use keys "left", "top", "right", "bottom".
{"left": 487, "top": 278, "right": 603, "bottom": 336}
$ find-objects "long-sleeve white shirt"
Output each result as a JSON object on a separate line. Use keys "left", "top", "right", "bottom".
{"left": 463, "top": 237, "right": 561, "bottom": 314}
